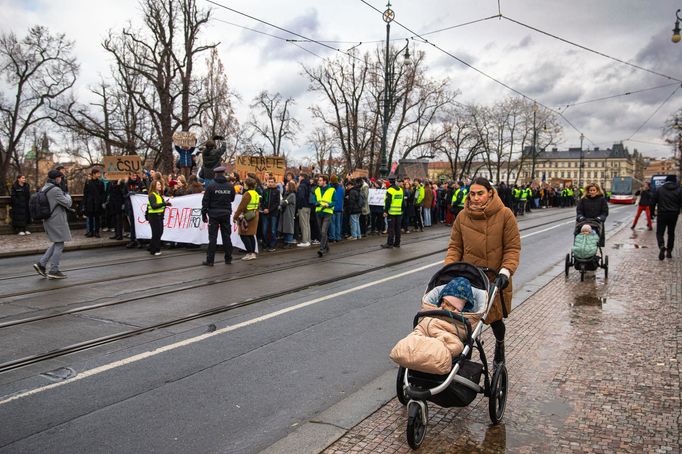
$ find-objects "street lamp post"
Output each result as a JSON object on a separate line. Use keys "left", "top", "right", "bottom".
{"left": 674, "top": 117, "right": 682, "bottom": 179}
{"left": 578, "top": 133, "right": 585, "bottom": 190}
{"left": 531, "top": 102, "right": 538, "bottom": 182}
{"left": 379, "top": 2, "right": 410, "bottom": 178}
{"left": 672, "top": 9, "right": 681, "bottom": 43}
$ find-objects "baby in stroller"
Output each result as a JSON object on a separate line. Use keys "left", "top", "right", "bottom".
{"left": 572, "top": 223, "right": 599, "bottom": 260}
{"left": 390, "top": 277, "right": 484, "bottom": 375}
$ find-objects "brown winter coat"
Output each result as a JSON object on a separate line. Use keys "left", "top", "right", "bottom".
{"left": 233, "top": 192, "right": 259, "bottom": 236}
{"left": 444, "top": 189, "right": 520, "bottom": 323}
{"left": 422, "top": 187, "right": 434, "bottom": 209}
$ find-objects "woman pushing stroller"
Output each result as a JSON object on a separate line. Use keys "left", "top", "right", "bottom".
{"left": 576, "top": 183, "right": 609, "bottom": 246}
{"left": 444, "top": 177, "right": 521, "bottom": 368}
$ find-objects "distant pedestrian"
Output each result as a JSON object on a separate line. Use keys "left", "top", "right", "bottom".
{"left": 576, "top": 183, "right": 608, "bottom": 247}
{"left": 313, "top": 175, "right": 335, "bottom": 257}
{"left": 147, "top": 179, "right": 171, "bottom": 256}
{"left": 653, "top": 175, "right": 682, "bottom": 260}
{"left": 234, "top": 177, "right": 260, "bottom": 261}
{"left": 83, "top": 168, "right": 105, "bottom": 238}
{"left": 296, "top": 173, "right": 313, "bottom": 247}
{"left": 347, "top": 178, "right": 363, "bottom": 240}
{"left": 201, "top": 166, "right": 235, "bottom": 266}
{"left": 279, "top": 180, "right": 298, "bottom": 247}
{"left": 444, "top": 177, "right": 521, "bottom": 369}
{"left": 33, "top": 170, "right": 73, "bottom": 279}
{"left": 381, "top": 176, "right": 404, "bottom": 249}
{"left": 106, "top": 178, "right": 126, "bottom": 240}
{"left": 200, "top": 139, "right": 224, "bottom": 187}
{"left": 631, "top": 182, "right": 654, "bottom": 230}
{"left": 10, "top": 175, "right": 31, "bottom": 235}
{"left": 260, "top": 176, "right": 281, "bottom": 252}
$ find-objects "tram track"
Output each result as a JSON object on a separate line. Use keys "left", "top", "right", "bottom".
{"left": 0, "top": 212, "right": 581, "bottom": 374}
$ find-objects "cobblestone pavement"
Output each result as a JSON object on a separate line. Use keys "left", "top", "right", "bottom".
{"left": 324, "top": 222, "right": 681, "bottom": 453}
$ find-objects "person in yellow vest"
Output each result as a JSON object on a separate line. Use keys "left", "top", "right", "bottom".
{"left": 233, "top": 177, "right": 260, "bottom": 260}
{"left": 413, "top": 178, "right": 425, "bottom": 232}
{"left": 313, "top": 174, "right": 335, "bottom": 257}
{"left": 381, "top": 176, "right": 405, "bottom": 249}
{"left": 147, "top": 179, "right": 172, "bottom": 256}
{"left": 451, "top": 182, "right": 468, "bottom": 219}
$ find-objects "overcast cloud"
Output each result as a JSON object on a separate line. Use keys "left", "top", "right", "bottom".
{"left": 1, "top": 0, "right": 680, "bottom": 159}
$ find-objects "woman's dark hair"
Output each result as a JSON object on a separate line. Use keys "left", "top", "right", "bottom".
{"left": 244, "top": 177, "right": 256, "bottom": 190}
{"left": 15, "top": 174, "right": 25, "bottom": 182}
{"left": 470, "top": 177, "right": 493, "bottom": 191}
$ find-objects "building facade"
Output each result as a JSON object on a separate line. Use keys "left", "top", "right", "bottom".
{"left": 518, "top": 143, "right": 638, "bottom": 191}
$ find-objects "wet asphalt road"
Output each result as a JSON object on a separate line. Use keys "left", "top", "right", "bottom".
{"left": 0, "top": 205, "right": 636, "bottom": 453}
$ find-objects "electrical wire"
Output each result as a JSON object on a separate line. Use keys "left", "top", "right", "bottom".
{"left": 560, "top": 82, "right": 680, "bottom": 111}
{"left": 500, "top": 15, "right": 682, "bottom": 83}
{"left": 625, "top": 84, "right": 681, "bottom": 141}
{"left": 205, "top": 0, "right": 360, "bottom": 61}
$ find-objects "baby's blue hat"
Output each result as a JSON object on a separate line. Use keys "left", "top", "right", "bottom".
{"left": 439, "top": 277, "right": 475, "bottom": 312}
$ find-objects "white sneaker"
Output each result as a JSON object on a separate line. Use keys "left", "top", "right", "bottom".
{"left": 18, "top": 232, "right": 25, "bottom": 236}
{"left": 244, "top": 253, "right": 256, "bottom": 261}
{"left": 24, "top": 231, "right": 31, "bottom": 235}
{"left": 297, "top": 242, "right": 311, "bottom": 247}
{"left": 312, "top": 240, "right": 320, "bottom": 245}
{"left": 153, "top": 252, "right": 162, "bottom": 256}
{"left": 102, "top": 228, "right": 109, "bottom": 232}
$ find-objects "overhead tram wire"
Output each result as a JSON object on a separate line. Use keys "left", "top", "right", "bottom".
{"left": 500, "top": 15, "right": 682, "bottom": 83}
{"left": 560, "top": 82, "right": 681, "bottom": 111}
{"left": 358, "top": 0, "right": 593, "bottom": 144}
{"left": 204, "top": 0, "right": 362, "bottom": 61}
{"left": 625, "top": 84, "right": 682, "bottom": 142}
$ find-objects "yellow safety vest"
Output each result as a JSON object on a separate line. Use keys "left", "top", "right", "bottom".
{"left": 246, "top": 190, "right": 260, "bottom": 211}
{"left": 314, "top": 186, "right": 335, "bottom": 214}
{"left": 147, "top": 192, "right": 165, "bottom": 214}
{"left": 452, "top": 187, "right": 468, "bottom": 207}
{"left": 386, "top": 186, "right": 404, "bottom": 215}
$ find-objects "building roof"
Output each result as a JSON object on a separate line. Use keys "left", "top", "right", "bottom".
{"left": 531, "top": 143, "right": 632, "bottom": 160}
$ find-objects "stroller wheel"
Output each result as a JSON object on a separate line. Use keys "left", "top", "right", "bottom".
{"left": 580, "top": 264, "right": 585, "bottom": 282}
{"left": 489, "top": 364, "right": 508, "bottom": 424}
{"left": 564, "top": 253, "right": 570, "bottom": 277}
{"left": 406, "top": 401, "right": 427, "bottom": 449}
{"left": 604, "top": 256, "right": 609, "bottom": 280}
{"left": 396, "top": 367, "right": 408, "bottom": 406}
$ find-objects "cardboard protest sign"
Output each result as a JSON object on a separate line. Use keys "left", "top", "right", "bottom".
{"left": 103, "top": 155, "right": 142, "bottom": 180}
{"left": 173, "top": 131, "right": 197, "bottom": 149}
{"left": 398, "top": 160, "right": 429, "bottom": 180}
{"left": 234, "top": 155, "right": 286, "bottom": 182}
{"left": 350, "top": 169, "right": 369, "bottom": 178}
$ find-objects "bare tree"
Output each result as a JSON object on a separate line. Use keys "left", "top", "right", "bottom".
{"left": 436, "top": 103, "right": 482, "bottom": 181}
{"left": 102, "top": 0, "right": 215, "bottom": 173}
{"left": 308, "top": 127, "right": 338, "bottom": 175}
{"left": 0, "top": 26, "right": 78, "bottom": 194}
{"left": 246, "top": 90, "right": 299, "bottom": 157}
{"left": 199, "top": 48, "right": 239, "bottom": 145}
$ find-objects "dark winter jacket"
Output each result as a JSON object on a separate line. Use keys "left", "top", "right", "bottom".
{"left": 653, "top": 182, "right": 682, "bottom": 214}
{"left": 107, "top": 181, "right": 126, "bottom": 212}
{"left": 10, "top": 181, "right": 31, "bottom": 227}
{"left": 347, "top": 184, "right": 363, "bottom": 215}
{"left": 260, "top": 187, "right": 281, "bottom": 215}
{"left": 296, "top": 178, "right": 313, "bottom": 210}
{"left": 83, "top": 178, "right": 106, "bottom": 216}
{"left": 576, "top": 195, "right": 608, "bottom": 222}
{"left": 635, "top": 189, "right": 655, "bottom": 207}
{"left": 201, "top": 143, "right": 225, "bottom": 180}
{"left": 201, "top": 175, "right": 235, "bottom": 219}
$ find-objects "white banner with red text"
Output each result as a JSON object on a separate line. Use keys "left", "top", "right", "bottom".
{"left": 131, "top": 193, "right": 252, "bottom": 250}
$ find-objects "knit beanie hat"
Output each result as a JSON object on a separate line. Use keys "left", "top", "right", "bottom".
{"left": 439, "top": 277, "right": 475, "bottom": 312}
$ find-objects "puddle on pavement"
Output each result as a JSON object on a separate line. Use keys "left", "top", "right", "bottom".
{"left": 571, "top": 295, "right": 626, "bottom": 314}
{"left": 612, "top": 243, "right": 648, "bottom": 249}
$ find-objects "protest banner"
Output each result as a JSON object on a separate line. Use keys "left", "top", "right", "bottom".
{"left": 350, "top": 168, "right": 369, "bottom": 179}
{"left": 234, "top": 155, "right": 286, "bottom": 182}
{"left": 131, "top": 193, "right": 253, "bottom": 251}
{"left": 173, "top": 131, "right": 197, "bottom": 149}
{"left": 103, "top": 155, "right": 142, "bottom": 180}
{"left": 368, "top": 188, "right": 387, "bottom": 206}
{"left": 397, "top": 159, "right": 429, "bottom": 180}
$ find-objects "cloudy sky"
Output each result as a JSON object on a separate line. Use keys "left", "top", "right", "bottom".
{"left": 2, "top": 0, "right": 681, "bottom": 159}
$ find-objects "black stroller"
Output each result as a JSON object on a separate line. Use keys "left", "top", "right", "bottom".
{"left": 395, "top": 262, "right": 508, "bottom": 449}
{"left": 564, "top": 218, "right": 608, "bottom": 281}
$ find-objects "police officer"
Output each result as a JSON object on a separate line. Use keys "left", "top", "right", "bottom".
{"left": 451, "top": 182, "right": 468, "bottom": 219}
{"left": 381, "top": 176, "right": 405, "bottom": 249}
{"left": 201, "top": 166, "right": 235, "bottom": 266}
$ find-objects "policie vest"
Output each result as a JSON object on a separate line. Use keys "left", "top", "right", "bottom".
{"left": 386, "top": 186, "right": 404, "bottom": 215}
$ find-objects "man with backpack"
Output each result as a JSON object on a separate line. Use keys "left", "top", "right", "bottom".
{"left": 32, "top": 169, "right": 73, "bottom": 279}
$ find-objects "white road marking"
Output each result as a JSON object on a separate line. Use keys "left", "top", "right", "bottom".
{"left": 0, "top": 212, "right": 618, "bottom": 405}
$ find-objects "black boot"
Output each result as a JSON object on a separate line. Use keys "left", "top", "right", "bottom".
{"left": 493, "top": 340, "right": 505, "bottom": 368}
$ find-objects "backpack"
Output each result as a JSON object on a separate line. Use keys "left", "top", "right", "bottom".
{"left": 29, "top": 185, "right": 57, "bottom": 221}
